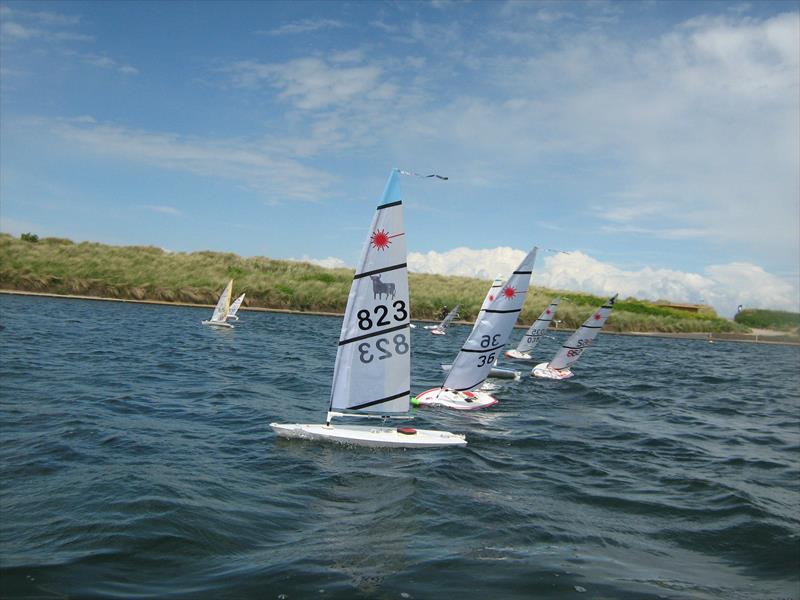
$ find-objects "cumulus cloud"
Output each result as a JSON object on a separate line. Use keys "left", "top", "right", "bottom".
{"left": 406, "top": 246, "right": 799, "bottom": 317}
{"left": 258, "top": 18, "right": 345, "bottom": 36}
{"left": 290, "top": 255, "right": 351, "bottom": 269}
{"left": 141, "top": 204, "right": 181, "bottom": 216}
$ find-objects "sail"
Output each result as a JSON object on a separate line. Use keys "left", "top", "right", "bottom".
{"left": 436, "top": 304, "right": 460, "bottom": 330}
{"left": 469, "top": 276, "right": 504, "bottom": 334}
{"left": 516, "top": 298, "right": 560, "bottom": 353}
{"left": 228, "top": 293, "right": 245, "bottom": 318}
{"left": 442, "top": 248, "right": 538, "bottom": 391}
{"left": 329, "top": 170, "right": 411, "bottom": 414}
{"left": 548, "top": 294, "right": 617, "bottom": 370}
{"left": 210, "top": 280, "right": 233, "bottom": 322}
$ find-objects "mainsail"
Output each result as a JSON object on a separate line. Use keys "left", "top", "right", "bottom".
{"left": 228, "top": 293, "right": 245, "bottom": 318}
{"left": 210, "top": 280, "right": 233, "bottom": 323}
{"left": 515, "top": 298, "right": 560, "bottom": 353}
{"left": 548, "top": 294, "right": 617, "bottom": 370}
{"left": 442, "top": 248, "right": 538, "bottom": 391}
{"left": 329, "top": 170, "right": 411, "bottom": 415}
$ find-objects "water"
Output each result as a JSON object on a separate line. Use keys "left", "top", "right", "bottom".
{"left": 1, "top": 294, "right": 798, "bottom": 599}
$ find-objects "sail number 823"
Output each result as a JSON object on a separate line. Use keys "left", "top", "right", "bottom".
{"left": 358, "top": 334, "right": 409, "bottom": 363}
{"left": 357, "top": 301, "right": 407, "bottom": 330}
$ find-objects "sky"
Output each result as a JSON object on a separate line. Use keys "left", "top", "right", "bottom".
{"left": 1, "top": 0, "right": 798, "bottom": 317}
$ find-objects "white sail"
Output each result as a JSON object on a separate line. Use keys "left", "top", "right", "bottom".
{"left": 435, "top": 304, "right": 460, "bottom": 331}
{"left": 227, "top": 293, "right": 245, "bottom": 318}
{"left": 210, "top": 280, "right": 233, "bottom": 323}
{"left": 469, "top": 276, "right": 504, "bottom": 334}
{"left": 515, "top": 298, "right": 560, "bottom": 353}
{"left": 442, "top": 248, "right": 538, "bottom": 391}
{"left": 329, "top": 170, "right": 411, "bottom": 414}
{"left": 548, "top": 294, "right": 617, "bottom": 370}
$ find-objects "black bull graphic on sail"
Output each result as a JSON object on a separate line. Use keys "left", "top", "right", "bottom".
{"left": 370, "top": 274, "right": 396, "bottom": 300}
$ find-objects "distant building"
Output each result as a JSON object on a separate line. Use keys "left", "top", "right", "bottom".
{"left": 656, "top": 302, "right": 703, "bottom": 314}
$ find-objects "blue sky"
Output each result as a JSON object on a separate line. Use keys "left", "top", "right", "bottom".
{"left": 1, "top": 0, "right": 798, "bottom": 316}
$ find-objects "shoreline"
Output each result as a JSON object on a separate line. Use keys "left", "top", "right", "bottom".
{"left": 2, "top": 289, "right": 798, "bottom": 346}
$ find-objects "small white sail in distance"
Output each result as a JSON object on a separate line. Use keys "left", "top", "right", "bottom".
{"left": 431, "top": 304, "right": 460, "bottom": 335}
{"left": 533, "top": 294, "right": 617, "bottom": 379}
{"left": 227, "top": 293, "right": 245, "bottom": 320}
{"left": 271, "top": 169, "right": 466, "bottom": 447}
{"left": 202, "top": 280, "right": 234, "bottom": 327}
{"left": 415, "top": 248, "right": 538, "bottom": 409}
{"left": 506, "top": 298, "right": 560, "bottom": 359}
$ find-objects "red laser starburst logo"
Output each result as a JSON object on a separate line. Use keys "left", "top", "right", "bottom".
{"left": 594, "top": 313, "right": 602, "bottom": 320}
{"left": 369, "top": 228, "right": 404, "bottom": 251}
{"left": 503, "top": 286, "right": 517, "bottom": 299}
{"left": 545, "top": 309, "right": 552, "bottom": 315}
{"left": 488, "top": 295, "right": 495, "bottom": 302}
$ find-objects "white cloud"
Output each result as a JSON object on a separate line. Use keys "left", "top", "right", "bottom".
{"left": 225, "top": 57, "right": 386, "bottom": 110}
{"left": 43, "top": 118, "right": 336, "bottom": 202}
{"left": 407, "top": 246, "right": 799, "bottom": 317}
{"left": 258, "top": 18, "right": 345, "bottom": 36}
{"left": 141, "top": 204, "right": 181, "bottom": 216}
{"left": 290, "top": 255, "right": 351, "bottom": 269}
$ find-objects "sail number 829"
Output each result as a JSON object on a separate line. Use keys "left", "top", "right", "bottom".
{"left": 357, "top": 301, "right": 407, "bottom": 330}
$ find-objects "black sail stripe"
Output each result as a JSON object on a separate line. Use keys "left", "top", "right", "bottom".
{"left": 451, "top": 380, "right": 486, "bottom": 392}
{"left": 513, "top": 270, "right": 532, "bottom": 275}
{"left": 483, "top": 308, "right": 522, "bottom": 314}
{"left": 561, "top": 345, "right": 587, "bottom": 350}
{"left": 459, "top": 344, "right": 505, "bottom": 353}
{"left": 350, "top": 390, "right": 410, "bottom": 410}
{"left": 377, "top": 200, "right": 402, "bottom": 210}
{"left": 580, "top": 324, "right": 603, "bottom": 329}
{"left": 353, "top": 262, "right": 407, "bottom": 280}
{"left": 535, "top": 318, "right": 553, "bottom": 322}
{"left": 339, "top": 323, "right": 408, "bottom": 346}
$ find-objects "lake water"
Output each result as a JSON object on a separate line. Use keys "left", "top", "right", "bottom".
{"left": 1, "top": 294, "right": 798, "bottom": 599}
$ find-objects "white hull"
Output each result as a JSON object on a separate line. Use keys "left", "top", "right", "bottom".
{"left": 227, "top": 315, "right": 240, "bottom": 321}
{"left": 430, "top": 328, "right": 445, "bottom": 336}
{"left": 270, "top": 422, "right": 466, "bottom": 448}
{"left": 413, "top": 388, "right": 498, "bottom": 410}
{"left": 504, "top": 349, "right": 534, "bottom": 361}
{"left": 423, "top": 324, "right": 439, "bottom": 330}
{"left": 532, "top": 362, "right": 574, "bottom": 380}
{"left": 441, "top": 364, "right": 520, "bottom": 380}
{"left": 202, "top": 320, "right": 234, "bottom": 328}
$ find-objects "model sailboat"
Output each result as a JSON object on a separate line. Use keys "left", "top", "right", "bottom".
{"left": 532, "top": 294, "right": 617, "bottom": 380}
{"left": 429, "top": 305, "right": 460, "bottom": 335}
{"left": 227, "top": 293, "right": 246, "bottom": 321}
{"left": 415, "top": 248, "right": 538, "bottom": 410}
{"left": 271, "top": 170, "right": 466, "bottom": 448}
{"left": 202, "top": 280, "right": 234, "bottom": 328}
{"left": 505, "top": 298, "right": 560, "bottom": 360}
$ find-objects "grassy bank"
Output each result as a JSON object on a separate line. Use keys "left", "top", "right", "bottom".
{"left": 734, "top": 309, "right": 800, "bottom": 332}
{"left": 0, "top": 234, "right": 748, "bottom": 333}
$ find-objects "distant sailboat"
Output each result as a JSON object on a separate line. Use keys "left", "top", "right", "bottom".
{"left": 202, "top": 280, "right": 234, "bottom": 328}
{"left": 532, "top": 294, "right": 617, "bottom": 380}
{"left": 271, "top": 170, "right": 466, "bottom": 448}
{"left": 227, "top": 293, "right": 246, "bottom": 321}
{"left": 505, "top": 298, "right": 560, "bottom": 360}
{"left": 415, "top": 248, "right": 538, "bottom": 410}
{"left": 430, "top": 305, "right": 460, "bottom": 335}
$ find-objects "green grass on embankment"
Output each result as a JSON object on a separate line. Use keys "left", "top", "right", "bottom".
{"left": 0, "top": 233, "right": 748, "bottom": 333}
{"left": 734, "top": 308, "right": 800, "bottom": 332}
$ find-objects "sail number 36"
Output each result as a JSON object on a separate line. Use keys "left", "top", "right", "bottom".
{"left": 357, "top": 301, "right": 407, "bottom": 330}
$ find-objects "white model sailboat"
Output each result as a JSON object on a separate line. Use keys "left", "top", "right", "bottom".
{"left": 430, "top": 305, "right": 460, "bottom": 335}
{"left": 227, "top": 293, "right": 246, "bottom": 321}
{"left": 415, "top": 248, "right": 538, "bottom": 410}
{"left": 532, "top": 294, "right": 617, "bottom": 380}
{"left": 202, "top": 280, "right": 234, "bottom": 328}
{"left": 271, "top": 170, "right": 466, "bottom": 448}
{"left": 505, "top": 298, "right": 560, "bottom": 360}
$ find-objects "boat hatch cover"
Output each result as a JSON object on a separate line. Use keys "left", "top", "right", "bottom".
{"left": 397, "top": 427, "right": 417, "bottom": 435}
